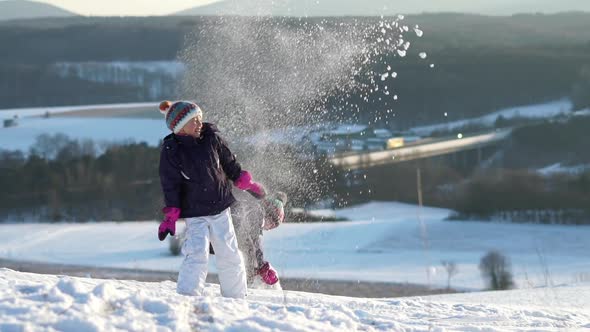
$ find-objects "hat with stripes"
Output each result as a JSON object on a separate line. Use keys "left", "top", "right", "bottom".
{"left": 159, "top": 100, "right": 203, "bottom": 134}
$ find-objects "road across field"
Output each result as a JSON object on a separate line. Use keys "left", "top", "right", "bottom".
{"left": 329, "top": 128, "right": 511, "bottom": 169}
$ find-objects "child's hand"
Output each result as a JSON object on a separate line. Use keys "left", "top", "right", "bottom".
{"left": 158, "top": 207, "right": 181, "bottom": 241}
{"left": 257, "top": 261, "right": 279, "bottom": 285}
{"left": 234, "top": 170, "right": 266, "bottom": 199}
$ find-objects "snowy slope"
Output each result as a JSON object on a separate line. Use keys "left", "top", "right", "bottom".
{"left": 0, "top": 99, "right": 575, "bottom": 153}
{"left": 1, "top": 269, "right": 588, "bottom": 331}
{"left": 0, "top": 102, "right": 166, "bottom": 152}
{"left": 1, "top": 202, "right": 589, "bottom": 290}
{"left": 538, "top": 163, "right": 590, "bottom": 176}
{"left": 0, "top": 102, "right": 155, "bottom": 118}
{"left": 410, "top": 99, "right": 572, "bottom": 136}
{"left": 0, "top": 117, "right": 168, "bottom": 152}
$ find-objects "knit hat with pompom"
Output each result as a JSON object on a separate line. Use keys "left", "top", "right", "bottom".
{"left": 159, "top": 100, "right": 203, "bottom": 134}
{"left": 262, "top": 192, "right": 288, "bottom": 230}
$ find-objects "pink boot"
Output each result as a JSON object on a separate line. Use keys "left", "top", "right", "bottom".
{"left": 258, "top": 261, "right": 279, "bottom": 285}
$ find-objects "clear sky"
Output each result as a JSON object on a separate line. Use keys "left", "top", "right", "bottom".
{"left": 28, "top": 0, "right": 221, "bottom": 16}
{"left": 8, "top": 0, "right": 590, "bottom": 16}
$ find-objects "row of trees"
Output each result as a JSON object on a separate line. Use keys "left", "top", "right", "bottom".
{"left": 2, "top": 115, "right": 590, "bottom": 223}
{"left": 3, "top": 150, "right": 588, "bottom": 224}
{"left": 332, "top": 48, "right": 587, "bottom": 129}
{"left": 332, "top": 116, "right": 590, "bottom": 224}
{"left": 0, "top": 134, "right": 162, "bottom": 221}
{"left": 451, "top": 169, "right": 590, "bottom": 224}
{"left": 340, "top": 161, "right": 590, "bottom": 224}
{"left": 0, "top": 133, "right": 331, "bottom": 222}
{"left": 0, "top": 64, "right": 156, "bottom": 109}
{"left": 0, "top": 18, "right": 185, "bottom": 64}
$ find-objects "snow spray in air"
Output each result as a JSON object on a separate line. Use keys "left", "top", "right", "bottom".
{"left": 177, "top": 0, "right": 426, "bottom": 207}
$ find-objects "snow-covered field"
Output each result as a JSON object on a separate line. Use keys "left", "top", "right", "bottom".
{"left": 410, "top": 99, "right": 572, "bottom": 136}
{"left": 1, "top": 268, "right": 588, "bottom": 331}
{"left": 0, "top": 102, "right": 155, "bottom": 118}
{"left": 0, "top": 99, "right": 577, "bottom": 153}
{"left": 538, "top": 163, "right": 590, "bottom": 176}
{"left": 0, "top": 117, "right": 169, "bottom": 152}
{"left": 1, "top": 202, "right": 589, "bottom": 290}
{"left": 0, "top": 102, "right": 166, "bottom": 152}
{"left": 1, "top": 99, "right": 590, "bottom": 330}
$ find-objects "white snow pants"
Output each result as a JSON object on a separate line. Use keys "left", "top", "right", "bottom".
{"left": 176, "top": 207, "right": 247, "bottom": 298}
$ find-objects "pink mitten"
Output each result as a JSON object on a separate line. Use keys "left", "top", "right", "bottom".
{"left": 158, "top": 207, "right": 181, "bottom": 241}
{"left": 257, "top": 261, "right": 279, "bottom": 285}
{"left": 234, "top": 170, "right": 266, "bottom": 199}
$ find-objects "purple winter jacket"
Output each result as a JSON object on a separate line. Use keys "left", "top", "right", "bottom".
{"left": 159, "top": 123, "right": 242, "bottom": 218}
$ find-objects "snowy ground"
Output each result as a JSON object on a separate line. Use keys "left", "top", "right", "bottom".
{"left": 1, "top": 100, "right": 589, "bottom": 330}
{"left": 0, "top": 117, "right": 169, "bottom": 152}
{"left": 0, "top": 99, "right": 577, "bottom": 153}
{"left": 1, "top": 268, "right": 588, "bottom": 332}
{"left": 0, "top": 102, "right": 155, "bottom": 118}
{"left": 410, "top": 99, "right": 572, "bottom": 136}
{"left": 538, "top": 163, "right": 590, "bottom": 176}
{"left": 0, "top": 102, "right": 166, "bottom": 152}
{"left": 1, "top": 202, "right": 589, "bottom": 290}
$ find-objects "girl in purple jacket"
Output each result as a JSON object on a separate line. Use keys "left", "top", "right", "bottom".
{"left": 156, "top": 100, "right": 266, "bottom": 298}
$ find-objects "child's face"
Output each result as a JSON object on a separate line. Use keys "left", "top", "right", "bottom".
{"left": 180, "top": 114, "right": 203, "bottom": 137}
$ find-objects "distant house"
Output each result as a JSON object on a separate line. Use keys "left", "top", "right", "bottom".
{"left": 306, "top": 123, "right": 423, "bottom": 155}
{"left": 310, "top": 124, "right": 394, "bottom": 154}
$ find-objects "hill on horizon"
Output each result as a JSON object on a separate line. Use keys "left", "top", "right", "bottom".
{"left": 175, "top": 0, "right": 590, "bottom": 17}
{"left": 0, "top": 0, "right": 75, "bottom": 21}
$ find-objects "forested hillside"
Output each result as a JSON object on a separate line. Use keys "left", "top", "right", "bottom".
{"left": 0, "top": 13, "right": 588, "bottom": 126}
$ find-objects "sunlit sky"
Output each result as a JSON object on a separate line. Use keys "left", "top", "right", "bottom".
{"left": 5, "top": 0, "right": 590, "bottom": 16}
{"left": 25, "top": 0, "right": 220, "bottom": 16}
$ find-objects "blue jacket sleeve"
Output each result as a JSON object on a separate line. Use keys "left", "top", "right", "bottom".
{"left": 216, "top": 134, "right": 242, "bottom": 182}
{"left": 159, "top": 143, "right": 183, "bottom": 208}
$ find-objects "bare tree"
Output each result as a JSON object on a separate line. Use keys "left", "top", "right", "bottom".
{"left": 441, "top": 260, "right": 459, "bottom": 290}
{"left": 479, "top": 251, "right": 515, "bottom": 290}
